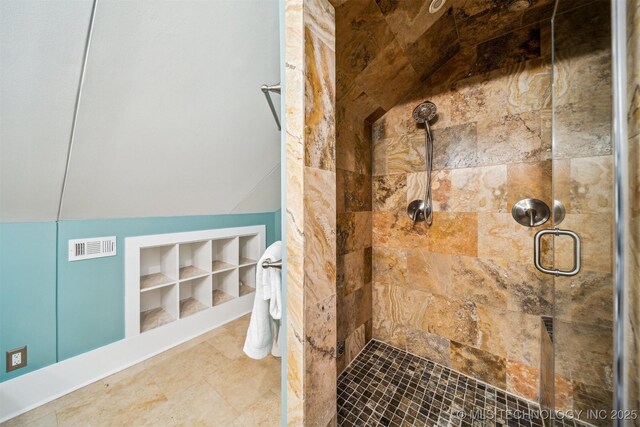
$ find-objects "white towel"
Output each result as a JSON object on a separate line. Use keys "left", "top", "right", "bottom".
{"left": 243, "top": 241, "right": 282, "bottom": 359}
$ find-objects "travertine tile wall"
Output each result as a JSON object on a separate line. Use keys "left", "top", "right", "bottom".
{"left": 332, "top": 0, "right": 558, "bottom": 381}
{"left": 626, "top": 0, "right": 640, "bottom": 423}
{"left": 284, "top": 0, "right": 337, "bottom": 425}
{"left": 552, "top": 3, "right": 614, "bottom": 423}
{"left": 371, "top": 21, "right": 554, "bottom": 403}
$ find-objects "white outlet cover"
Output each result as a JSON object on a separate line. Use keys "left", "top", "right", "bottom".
{"left": 11, "top": 353, "right": 21, "bottom": 366}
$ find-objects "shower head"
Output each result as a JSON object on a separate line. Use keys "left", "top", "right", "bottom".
{"left": 412, "top": 101, "right": 437, "bottom": 124}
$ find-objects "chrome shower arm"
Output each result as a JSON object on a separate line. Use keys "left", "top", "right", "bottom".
{"left": 261, "top": 83, "right": 281, "bottom": 131}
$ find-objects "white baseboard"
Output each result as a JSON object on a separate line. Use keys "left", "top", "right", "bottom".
{"left": 0, "top": 294, "right": 254, "bottom": 423}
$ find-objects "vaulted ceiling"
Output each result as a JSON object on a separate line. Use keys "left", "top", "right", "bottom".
{"left": 332, "top": 0, "right": 557, "bottom": 122}
{"left": 1, "top": 0, "right": 280, "bottom": 222}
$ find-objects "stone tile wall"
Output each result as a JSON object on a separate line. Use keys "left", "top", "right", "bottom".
{"left": 285, "top": 0, "right": 337, "bottom": 425}
{"left": 371, "top": 24, "right": 554, "bottom": 403}
{"left": 552, "top": 3, "right": 614, "bottom": 422}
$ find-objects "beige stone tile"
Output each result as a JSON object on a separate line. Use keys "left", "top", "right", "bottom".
{"left": 303, "top": 167, "right": 337, "bottom": 304}
{"left": 56, "top": 371, "right": 167, "bottom": 427}
{"left": 452, "top": 254, "right": 551, "bottom": 316}
{"left": 373, "top": 173, "right": 407, "bottom": 213}
{"left": 449, "top": 168, "right": 478, "bottom": 212}
{"left": 372, "top": 210, "right": 428, "bottom": 249}
{"left": 206, "top": 328, "right": 246, "bottom": 361}
{"left": 556, "top": 213, "right": 613, "bottom": 273}
{"left": 304, "top": 295, "right": 336, "bottom": 427}
{"left": 506, "top": 360, "right": 539, "bottom": 402}
{"left": 506, "top": 160, "right": 552, "bottom": 211}
{"left": 405, "top": 327, "right": 451, "bottom": 367}
{"left": 426, "top": 212, "right": 478, "bottom": 257}
{"left": 454, "top": 165, "right": 507, "bottom": 213}
{"left": 569, "top": 155, "right": 614, "bottom": 213}
{"left": 554, "top": 101, "right": 612, "bottom": 159}
{"left": 386, "top": 132, "right": 427, "bottom": 174}
{"left": 477, "top": 213, "right": 537, "bottom": 265}
{"left": 353, "top": 38, "right": 422, "bottom": 111}
{"left": 476, "top": 305, "right": 541, "bottom": 366}
{"left": 338, "top": 212, "right": 372, "bottom": 254}
{"left": 450, "top": 255, "right": 508, "bottom": 308}
{"left": 205, "top": 356, "right": 280, "bottom": 413}
{"left": 344, "top": 323, "right": 367, "bottom": 367}
{"left": 450, "top": 59, "right": 551, "bottom": 125}
{"left": 146, "top": 341, "right": 226, "bottom": 398}
{"left": 406, "top": 170, "right": 451, "bottom": 212}
{"left": 2, "top": 411, "right": 57, "bottom": 427}
{"left": 477, "top": 111, "right": 550, "bottom": 166}
{"left": 304, "top": 27, "right": 335, "bottom": 171}
{"left": 230, "top": 390, "right": 280, "bottom": 427}
{"left": 337, "top": 249, "right": 366, "bottom": 296}
{"left": 372, "top": 246, "right": 407, "bottom": 288}
{"left": 417, "top": 293, "right": 478, "bottom": 346}
{"left": 431, "top": 123, "right": 478, "bottom": 170}
{"left": 450, "top": 341, "right": 506, "bottom": 389}
{"left": 372, "top": 284, "right": 410, "bottom": 349}
{"left": 406, "top": 250, "right": 450, "bottom": 295}
{"left": 136, "top": 380, "right": 239, "bottom": 427}
{"left": 554, "top": 320, "right": 614, "bottom": 390}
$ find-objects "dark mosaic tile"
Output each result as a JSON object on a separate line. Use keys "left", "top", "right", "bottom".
{"left": 338, "top": 340, "right": 562, "bottom": 427}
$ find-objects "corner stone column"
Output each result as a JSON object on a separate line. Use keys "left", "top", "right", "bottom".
{"left": 284, "top": 0, "right": 337, "bottom": 425}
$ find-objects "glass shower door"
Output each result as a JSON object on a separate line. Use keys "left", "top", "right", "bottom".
{"left": 549, "top": 1, "right": 615, "bottom": 425}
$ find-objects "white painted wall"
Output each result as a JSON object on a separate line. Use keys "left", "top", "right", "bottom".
{"left": 0, "top": 0, "right": 94, "bottom": 222}
{"left": 1, "top": 0, "right": 281, "bottom": 222}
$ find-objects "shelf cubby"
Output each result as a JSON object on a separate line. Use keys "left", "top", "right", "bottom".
{"left": 140, "top": 284, "right": 178, "bottom": 332}
{"left": 125, "top": 225, "right": 266, "bottom": 337}
{"left": 239, "top": 264, "right": 257, "bottom": 296}
{"left": 140, "top": 245, "right": 178, "bottom": 291}
{"left": 212, "top": 237, "right": 238, "bottom": 272}
{"left": 239, "top": 234, "right": 260, "bottom": 266}
{"left": 179, "top": 275, "right": 212, "bottom": 318}
{"left": 212, "top": 268, "right": 238, "bottom": 305}
{"left": 179, "top": 241, "right": 211, "bottom": 281}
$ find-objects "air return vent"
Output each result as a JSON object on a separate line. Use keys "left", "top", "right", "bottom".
{"left": 68, "top": 236, "right": 117, "bottom": 261}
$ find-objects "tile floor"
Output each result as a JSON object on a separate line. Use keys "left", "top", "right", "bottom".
{"left": 337, "top": 340, "right": 592, "bottom": 427}
{"left": 2, "top": 314, "right": 281, "bottom": 427}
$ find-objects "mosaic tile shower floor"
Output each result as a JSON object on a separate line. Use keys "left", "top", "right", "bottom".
{"left": 337, "top": 340, "right": 590, "bottom": 427}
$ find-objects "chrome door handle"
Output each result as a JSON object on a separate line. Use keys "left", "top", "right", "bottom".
{"left": 534, "top": 228, "right": 581, "bottom": 276}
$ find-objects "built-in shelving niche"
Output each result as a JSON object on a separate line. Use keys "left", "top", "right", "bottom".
{"left": 125, "top": 226, "right": 266, "bottom": 337}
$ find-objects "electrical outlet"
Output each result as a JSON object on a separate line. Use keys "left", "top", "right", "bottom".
{"left": 6, "top": 346, "right": 27, "bottom": 372}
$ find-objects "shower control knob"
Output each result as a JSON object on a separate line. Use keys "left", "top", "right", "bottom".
{"left": 511, "top": 198, "right": 550, "bottom": 227}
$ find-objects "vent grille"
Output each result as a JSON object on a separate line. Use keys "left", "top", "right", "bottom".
{"left": 69, "top": 236, "right": 117, "bottom": 261}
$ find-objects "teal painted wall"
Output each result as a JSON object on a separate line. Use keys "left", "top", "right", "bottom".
{"left": 57, "top": 213, "right": 279, "bottom": 360}
{"left": 0, "top": 223, "right": 57, "bottom": 382}
{"left": 274, "top": 209, "right": 281, "bottom": 244}
{"left": 1, "top": 212, "right": 280, "bottom": 381}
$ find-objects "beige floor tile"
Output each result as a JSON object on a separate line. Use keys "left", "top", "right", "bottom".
{"left": 1, "top": 411, "right": 57, "bottom": 427}
{"left": 207, "top": 328, "right": 246, "bottom": 361}
{"left": 230, "top": 390, "right": 280, "bottom": 427}
{"left": 205, "top": 356, "right": 280, "bottom": 412}
{"left": 56, "top": 370, "right": 167, "bottom": 426}
{"left": 3, "top": 316, "right": 280, "bottom": 427}
{"left": 135, "top": 380, "right": 239, "bottom": 427}
{"left": 146, "top": 341, "right": 227, "bottom": 398}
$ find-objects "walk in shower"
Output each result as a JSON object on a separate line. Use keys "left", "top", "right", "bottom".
{"left": 329, "top": 0, "right": 638, "bottom": 425}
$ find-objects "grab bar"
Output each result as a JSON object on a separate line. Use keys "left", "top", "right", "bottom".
{"left": 261, "top": 83, "right": 281, "bottom": 131}
{"left": 262, "top": 258, "right": 282, "bottom": 269}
